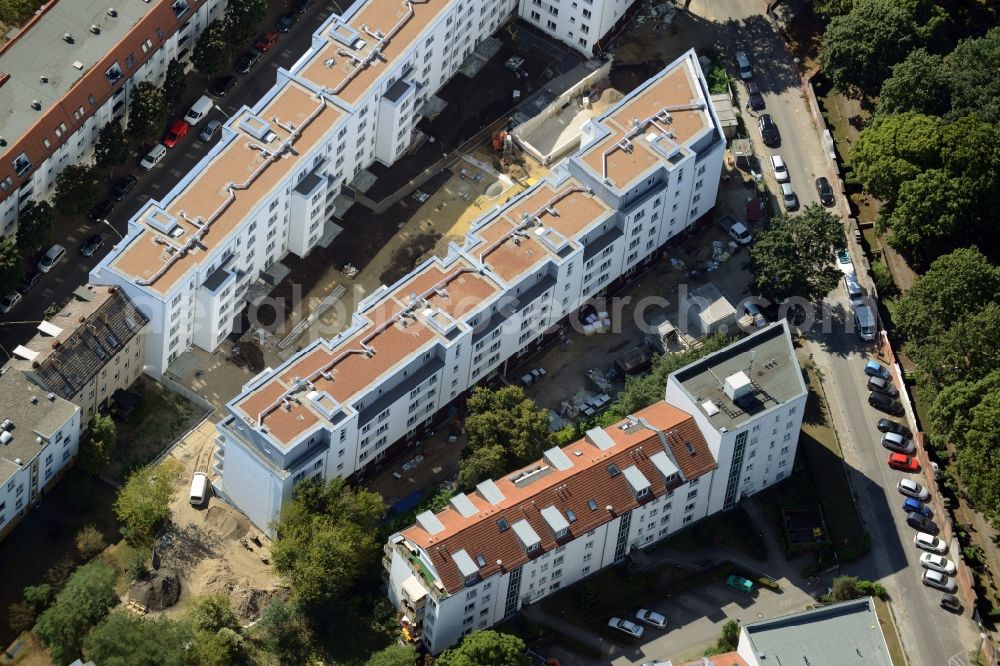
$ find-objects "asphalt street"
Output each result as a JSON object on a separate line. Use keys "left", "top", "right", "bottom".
{"left": 0, "top": 0, "right": 343, "bottom": 358}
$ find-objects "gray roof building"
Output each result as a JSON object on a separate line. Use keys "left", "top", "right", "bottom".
{"left": 0, "top": 369, "right": 79, "bottom": 467}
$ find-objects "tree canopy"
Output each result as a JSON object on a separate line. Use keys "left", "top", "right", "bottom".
{"left": 114, "top": 460, "right": 182, "bottom": 546}
{"left": 747, "top": 204, "right": 843, "bottom": 305}
{"left": 55, "top": 162, "right": 98, "bottom": 216}
{"left": 883, "top": 169, "right": 977, "bottom": 266}
{"left": 948, "top": 27, "right": 1000, "bottom": 123}
{"left": 435, "top": 630, "right": 529, "bottom": 666}
{"left": 224, "top": 0, "right": 268, "bottom": 45}
{"left": 251, "top": 597, "right": 312, "bottom": 663}
{"left": 193, "top": 20, "right": 231, "bottom": 75}
{"left": 0, "top": 238, "right": 22, "bottom": 294}
{"left": 127, "top": 82, "right": 167, "bottom": 142}
{"left": 876, "top": 48, "right": 951, "bottom": 117}
{"left": 80, "top": 413, "right": 118, "bottom": 477}
{"left": 271, "top": 478, "right": 386, "bottom": 607}
{"left": 163, "top": 59, "right": 187, "bottom": 111}
{"left": 15, "top": 199, "right": 54, "bottom": 253}
{"left": 82, "top": 610, "right": 191, "bottom": 666}
{"left": 94, "top": 121, "right": 129, "bottom": 174}
{"left": 364, "top": 643, "right": 417, "bottom": 666}
{"left": 850, "top": 112, "right": 942, "bottom": 202}
{"left": 33, "top": 560, "right": 118, "bottom": 665}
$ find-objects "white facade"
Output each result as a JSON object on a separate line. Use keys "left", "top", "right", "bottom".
{"left": 0, "top": 0, "right": 225, "bottom": 238}
{"left": 384, "top": 322, "right": 807, "bottom": 654}
{"left": 213, "top": 49, "right": 727, "bottom": 535}
{"left": 517, "top": 0, "right": 637, "bottom": 55}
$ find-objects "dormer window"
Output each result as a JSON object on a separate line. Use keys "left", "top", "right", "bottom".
{"left": 171, "top": 0, "right": 190, "bottom": 19}
{"left": 11, "top": 152, "right": 31, "bottom": 177}
{"left": 105, "top": 63, "right": 123, "bottom": 84}
{"left": 526, "top": 542, "right": 540, "bottom": 555}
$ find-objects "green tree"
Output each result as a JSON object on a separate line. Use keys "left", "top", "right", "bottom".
{"left": 365, "top": 643, "right": 417, "bottom": 666}
{"left": 820, "top": 0, "right": 918, "bottom": 100}
{"left": 910, "top": 304, "right": 1000, "bottom": 392}
{"left": 16, "top": 199, "right": 55, "bottom": 252}
{"left": 930, "top": 369, "right": 1000, "bottom": 445}
{"left": 127, "top": 81, "right": 167, "bottom": 143}
{"left": 436, "top": 630, "right": 529, "bottom": 666}
{"left": 253, "top": 598, "right": 312, "bottom": 664}
{"left": 94, "top": 121, "right": 129, "bottom": 177}
{"left": 114, "top": 460, "right": 182, "bottom": 546}
{"left": 940, "top": 115, "right": 1000, "bottom": 195}
{"left": 53, "top": 163, "right": 99, "bottom": 218}
{"left": 188, "top": 594, "right": 239, "bottom": 633}
{"left": 948, "top": 27, "right": 1000, "bottom": 124}
{"left": 747, "top": 204, "right": 843, "bottom": 305}
{"left": 80, "top": 413, "right": 118, "bottom": 477}
{"left": 33, "top": 560, "right": 118, "bottom": 665}
{"left": 193, "top": 19, "right": 232, "bottom": 75}
{"left": 457, "top": 443, "right": 507, "bottom": 489}
{"left": 813, "top": 0, "right": 854, "bottom": 21}
{"left": 163, "top": 59, "right": 187, "bottom": 111}
{"left": 82, "top": 610, "right": 191, "bottom": 666}
{"left": 0, "top": 237, "right": 24, "bottom": 294}
{"left": 884, "top": 170, "right": 978, "bottom": 266}
{"left": 271, "top": 478, "right": 386, "bottom": 606}
{"left": 876, "top": 49, "right": 951, "bottom": 117}
{"left": 892, "top": 247, "right": 1000, "bottom": 346}
{"left": 7, "top": 583, "right": 52, "bottom": 634}
{"left": 850, "top": 112, "right": 942, "bottom": 202}
{"left": 75, "top": 524, "right": 108, "bottom": 560}
{"left": 23, "top": 583, "right": 52, "bottom": 611}
{"left": 223, "top": 0, "right": 268, "bottom": 45}
{"left": 192, "top": 626, "right": 250, "bottom": 666}
{"left": 955, "top": 390, "right": 1000, "bottom": 525}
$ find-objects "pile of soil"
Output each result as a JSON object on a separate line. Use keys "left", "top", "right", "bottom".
{"left": 202, "top": 570, "right": 286, "bottom": 623}
{"left": 129, "top": 568, "right": 182, "bottom": 611}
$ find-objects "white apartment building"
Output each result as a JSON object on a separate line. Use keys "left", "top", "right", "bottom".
{"left": 0, "top": 0, "right": 225, "bottom": 237}
{"left": 210, "top": 48, "right": 726, "bottom": 534}
{"left": 0, "top": 369, "right": 82, "bottom": 543}
{"left": 517, "top": 0, "right": 638, "bottom": 55}
{"left": 384, "top": 322, "right": 807, "bottom": 654}
{"left": 90, "top": 0, "right": 519, "bottom": 376}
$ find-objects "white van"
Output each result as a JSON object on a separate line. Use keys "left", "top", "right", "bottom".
{"left": 183, "top": 95, "right": 213, "bottom": 126}
{"left": 140, "top": 143, "right": 167, "bottom": 171}
{"left": 38, "top": 244, "right": 66, "bottom": 273}
{"left": 855, "top": 304, "right": 876, "bottom": 341}
{"left": 189, "top": 472, "right": 209, "bottom": 506}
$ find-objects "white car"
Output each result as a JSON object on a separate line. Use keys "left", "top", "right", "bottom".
{"left": 0, "top": 291, "right": 22, "bottom": 313}
{"left": 635, "top": 609, "right": 667, "bottom": 628}
{"left": 769, "top": 155, "right": 789, "bottom": 183}
{"left": 914, "top": 533, "right": 947, "bottom": 554}
{"left": 140, "top": 143, "right": 167, "bottom": 171}
{"left": 898, "top": 479, "right": 930, "bottom": 501}
{"left": 608, "top": 617, "right": 644, "bottom": 639}
{"left": 920, "top": 553, "right": 957, "bottom": 575}
{"left": 922, "top": 569, "right": 956, "bottom": 592}
{"left": 780, "top": 182, "right": 799, "bottom": 211}
{"left": 735, "top": 52, "right": 753, "bottom": 79}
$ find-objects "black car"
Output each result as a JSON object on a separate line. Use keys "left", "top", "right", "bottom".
{"left": 16, "top": 270, "right": 42, "bottom": 295}
{"left": 907, "top": 512, "right": 939, "bottom": 535}
{"left": 940, "top": 594, "right": 962, "bottom": 613}
{"left": 111, "top": 174, "right": 138, "bottom": 201}
{"left": 88, "top": 199, "right": 114, "bottom": 223}
{"left": 877, "top": 418, "right": 912, "bottom": 438}
{"left": 815, "top": 177, "right": 835, "bottom": 207}
{"left": 235, "top": 49, "right": 261, "bottom": 74}
{"left": 80, "top": 234, "right": 105, "bottom": 258}
{"left": 746, "top": 81, "right": 765, "bottom": 110}
{"left": 869, "top": 391, "right": 904, "bottom": 416}
{"left": 758, "top": 114, "right": 780, "bottom": 146}
{"left": 277, "top": 12, "right": 298, "bottom": 32}
{"left": 210, "top": 75, "right": 237, "bottom": 97}
{"left": 291, "top": 0, "right": 313, "bottom": 14}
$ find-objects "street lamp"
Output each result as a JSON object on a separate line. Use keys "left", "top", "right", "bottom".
{"left": 213, "top": 103, "right": 231, "bottom": 120}
{"left": 101, "top": 218, "right": 123, "bottom": 241}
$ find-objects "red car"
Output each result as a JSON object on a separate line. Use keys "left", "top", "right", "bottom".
{"left": 887, "top": 452, "right": 919, "bottom": 472}
{"left": 163, "top": 119, "right": 189, "bottom": 148}
{"left": 255, "top": 31, "right": 279, "bottom": 52}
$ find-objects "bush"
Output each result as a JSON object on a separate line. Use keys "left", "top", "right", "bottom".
{"left": 856, "top": 579, "right": 888, "bottom": 600}
{"left": 125, "top": 547, "right": 151, "bottom": 582}
{"left": 837, "top": 531, "right": 872, "bottom": 562}
{"left": 870, "top": 259, "right": 896, "bottom": 296}
{"left": 75, "top": 525, "right": 108, "bottom": 561}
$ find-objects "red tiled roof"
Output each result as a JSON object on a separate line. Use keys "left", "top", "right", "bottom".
{"left": 401, "top": 402, "right": 718, "bottom": 594}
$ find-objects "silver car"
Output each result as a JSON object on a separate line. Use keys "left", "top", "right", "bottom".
{"left": 608, "top": 617, "right": 644, "bottom": 639}
{"left": 922, "top": 569, "right": 956, "bottom": 592}
{"left": 781, "top": 182, "right": 798, "bottom": 211}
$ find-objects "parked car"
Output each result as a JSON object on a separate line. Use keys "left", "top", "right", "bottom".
{"left": 882, "top": 432, "right": 915, "bottom": 455}
{"left": 88, "top": 198, "right": 114, "bottom": 223}
{"left": 903, "top": 497, "right": 932, "bottom": 518}
{"left": 869, "top": 391, "right": 903, "bottom": 415}
{"left": 868, "top": 376, "right": 898, "bottom": 397}
{"left": 844, "top": 272, "right": 865, "bottom": 307}
{"left": 769, "top": 154, "right": 788, "bottom": 182}
{"left": 236, "top": 49, "right": 261, "bottom": 74}
{"left": 816, "top": 177, "right": 835, "bottom": 206}
{"left": 864, "top": 360, "right": 890, "bottom": 379}
{"left": 940, "top": 594, "right": 962, "bottom": 613}
{"left": 922, "top": 569, "right": 955, "bottom": 592}
{"left": 836, "top": 248, "right": 854, "bottom": 273}
{"left": 920, "top": 553, "right": 956, "bottom": 575}
{"left": 200, "top": 119, "right": 222, "bottom": 142}
{"left": 140, "top": 143, "right": 167, "bottom": 171}
{"left": 914, "top": 532, "right": 947, "bottom": 554}
{"left": 608, "top": 617, "right": 644, "bottom": 639}
{"left": 163, "top": 119, "right": 189, "bottom": 148}
{"left": 877, "top": 418, "right": 912, "bottom": 438}
{"left": 80, "top": 234, "right": 104, "bottom": 258}
{"left": 746, "top": 81, "right": 765, "bottom": 110}
{"left": 635, "top": 609, "right": 667, "bottom": 628}
{"left": 291, "top": 0, "right": 313, "bottom": 14}
{"left": 758, "top": 114, "right": 780, "bottom": 146}
{"left": 255, "top": 31, "right": 279, "bottom": 52}
{"left": 0, "top": 291, "right": 22, "bottom": 314}
{"left": 735, "top": 51, "right": 753, "bottom": 79}
{"left": 210, "top": 75, "right": 237, "bottom": 97}
{"left": 37, "top": 243, "right": 66, "bottom": 273}
{"left": 111, "top": 174, "right": 138, "bottom": 201}
{"left": 898, "top": 478, "right": 930, "bottom": 501}
{"left": 16, "top": 270, "right": 42, "bottom": 295}
{"left": 887, "top": 452, "right": 919, "bottom": 472}
{"left": 780, "top": 182, "right": 798, "bottom": 211}
{"left": 908, "top": 512, "right": 939, "bottom": 534}
{"left": 726, "top": 575, "right": 754, "bottom": 594}
{"left": 277, "top": 11, "right": 298, "bottom": 32}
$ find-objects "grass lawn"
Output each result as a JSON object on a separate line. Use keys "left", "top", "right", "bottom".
{"left": 873, "top": 597, "right": 906, "bottom": 666}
